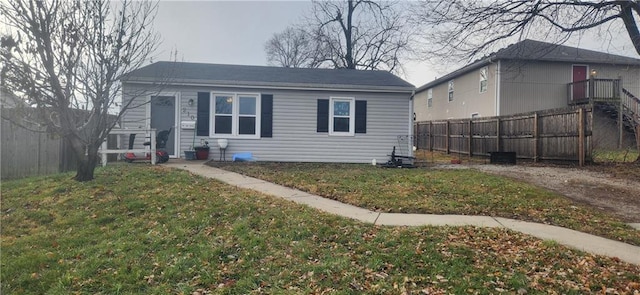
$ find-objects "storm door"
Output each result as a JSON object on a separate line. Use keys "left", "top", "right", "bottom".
{"left": 150, "top": 95, "right": 177, "bottom": 157}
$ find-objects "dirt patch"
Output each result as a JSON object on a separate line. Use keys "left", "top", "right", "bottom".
{"left": 438, "top": 163, "right": 640, "bottom": 222}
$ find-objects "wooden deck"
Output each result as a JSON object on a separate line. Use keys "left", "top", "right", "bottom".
{"left": 567, "top": 78, "right": 621, "bottom": 105}
{"left": 568, "top": 78, "right": 639, "bottom": 127}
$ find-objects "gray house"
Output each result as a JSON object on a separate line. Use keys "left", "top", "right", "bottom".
{"left": 121, "top": 62, "right": 415, "bottom": 162}
{"left": 414, "top": 39, "right": 640, "bottom": 121}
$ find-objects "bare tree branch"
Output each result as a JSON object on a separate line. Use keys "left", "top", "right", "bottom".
{"left": 412, "top": 0, "right": 640, "bottom": 62}
{"left": 264, "top": 0, "right": 412, "bottom": 74}
{"left": 1, "top": 0, "right": 160, "bottom": 181}
{"left": 265, "top": 26, "right": 326, "bottom": 68}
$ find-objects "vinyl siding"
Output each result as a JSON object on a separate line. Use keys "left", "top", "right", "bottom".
{"left": 594, "top": 64, "right": 640, "bottom": 96}
{"left": 416, "top": 61, "right": 640, "bottom": 121}
{"left": 500, "top": 61, "right": 575, "bottom": 115}
{"left": 414, "top": 63, "right": 497, "bottom": 121}
{"left": 499, "top": 61, "right": 640, "bottom": 115}
{"left": 122, "top": 83, "right": 412, "bottom": 163}
{"left": 119, "top": 87, "right": 183, "bottom": 156}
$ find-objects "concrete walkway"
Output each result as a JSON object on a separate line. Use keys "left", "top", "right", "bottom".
{"left": 165, "top": 162, "right": 640, "bottom": 265}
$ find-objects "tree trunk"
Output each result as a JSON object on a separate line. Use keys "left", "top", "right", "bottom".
{"left": 345, "top": 0, "right": 355, "bottom": 69}
{"left": 620, "top": 2, "right": 640, "bottom": 55}
{"left": 74, "top": 156, "right": 97, "bottom": 181}
{"left": 69, "top": 137, "right": 100, "bottom": 182}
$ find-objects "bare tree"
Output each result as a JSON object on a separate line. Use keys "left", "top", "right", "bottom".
{"left": 0, "top": 0, "right": 160, "bottom": 181}
{"left": 266, "top": 0, "right": 412, "bottom": 73}
{"left": 413, "top": 1, "right": 640, "bottom": 61}
{"left": 265, "top": 26, "right": 325, "bottom": 68}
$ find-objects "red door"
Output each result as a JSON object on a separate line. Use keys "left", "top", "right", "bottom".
{"left": 572, "top": 65, "right": 587, "bottom": 101}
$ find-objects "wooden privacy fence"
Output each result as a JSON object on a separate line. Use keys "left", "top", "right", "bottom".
{"left": 1, "top": 119, "right": 120, "bottom": 180}
{"left": 1, "top": 117, "right": 77, "bottom": 180}
{"left": 414, "top": 107, "right": 593, "bottom": 164}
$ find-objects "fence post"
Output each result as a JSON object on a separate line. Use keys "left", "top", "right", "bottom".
{"left": 413, "top": 123, "right": 417, "bottom": 148}
{"left": 429, "top": 121, "right": 433, "bottom": 151}
{"left": 37, "top": 130, "right": 43, "bottom": 176}
{"left": 468, "top": 120, "right": 473, "bottom": 157}
{"left": 588, "top": 74, "right": 594, "bottom": 102}
{"left": 578, "top": 108, "right": 585, "bottom": 166}
{"left": 101, "top": 137, "right": 108, "bottom": 167}
{"left": 496, "top": 118, "right": 501, "bottom": 152}
{"left": 636, "top": 125, "right": 640, "bottom": 155}
{"left": 446, "top": 120, "right": 450, "bottom": 154}
{"left": 533, "top": 113, "right": 539, "bottom": 162}
{"left": 618, "top": 76, "right": 624, "bottom": 149}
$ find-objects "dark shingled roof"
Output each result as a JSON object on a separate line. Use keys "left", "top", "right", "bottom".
{"left": 493, "top": 39, "right": 640, "bottom": 64}
{"left": 417, "top": 39, "right": 640, "bottom": 92}
{"left": 122, "top": 61, "right": 414, "bottom": 92}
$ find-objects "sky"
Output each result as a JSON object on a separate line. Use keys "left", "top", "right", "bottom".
{"left": 0, "top": 0, "right": 637, "bottom": 87}
{"left": 153, "top": 1, "right": 308, "bottom": 67}
{"left": 150, "top": 1, "right": 639, "bottom": 87}
{"left": 152, "top": 0, "right": 438, "bottom": 86}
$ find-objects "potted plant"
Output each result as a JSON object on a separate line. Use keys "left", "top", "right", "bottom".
{"left": 194, "top": 140, "right": 210, "bottom": 160}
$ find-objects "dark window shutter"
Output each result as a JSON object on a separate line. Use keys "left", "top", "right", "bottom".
{"left": 197, "top": 92, "right": 210, "bottom": 136}
{"left": 355, "top": 100, "right": 367, "bottom": 134}
{"left": 261, "top": 94, "right": 273, "bottom": 138}
{"left": 317, "top": 99, "right": 329, "bottom": 133}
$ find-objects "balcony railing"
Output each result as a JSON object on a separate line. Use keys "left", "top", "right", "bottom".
{"left": 622, "top": 88, "right": 640, "bottom": 125}
{"left": 567, "top": 78, "right": 621, "bottom": 105}
{"left": 567, "top": 78, "right": 639, "bottom": 127}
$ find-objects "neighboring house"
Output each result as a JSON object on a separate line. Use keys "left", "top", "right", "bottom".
{"left": 414, "top": 39, "right": 640, "bottom": 121}
{"left": 120, "top": 62, "right": 415, "bottom": 163}
{"left": 0, "top": 87, "right": 28, "bottom": 108}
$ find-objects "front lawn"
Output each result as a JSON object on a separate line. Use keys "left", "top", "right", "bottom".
{"left": 2, "top": 165, "right": 639, "bottom": 294}
{"left": 210, "top": 162, "right": 640, "bottom": 246}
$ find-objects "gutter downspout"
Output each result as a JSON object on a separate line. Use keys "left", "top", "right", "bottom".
{"left": 409, "top": 89, "right": 415, "bottom": 157}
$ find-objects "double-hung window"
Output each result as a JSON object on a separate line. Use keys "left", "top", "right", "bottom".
{"left": 238, "top": 95, "right": 257, "bottom": 135}
{"left": 214, "top": 94, "right": 233, "bottom": 135}
{"left": 212, "top": 92, "right": 260, "bottom": 138}
{"left": 479, "top": 67, "right": 488, "bottom": 93}
{"left": 448, "top": 80, "right": 454, "bottom": 101}
{"left": 330, "top": 97, "right": 355, "bottom": 135}
{"left": 427, "top": 88, "right": 433, "bottom": 108}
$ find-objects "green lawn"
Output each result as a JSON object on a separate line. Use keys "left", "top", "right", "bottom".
{"left": 592, "top": 149, "right": 639, "bottom": 163}
{"left": 209, "top": 162, "right": 640, "bottom": 246}
{"left": 2, "top": 165, "right": 639, "bottom": 294}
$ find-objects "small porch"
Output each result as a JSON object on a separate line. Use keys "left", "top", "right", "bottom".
{"left": 567, "top": 78, "right": 622, "bottom": 105}
{"left": 567, "top": 77, "right": 639, "bottom": 123}
{"left": 567, "top": 77, "right": 640, "bottom": 149}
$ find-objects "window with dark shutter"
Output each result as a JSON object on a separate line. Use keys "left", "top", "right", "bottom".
{"left": 261, "top": 94, "right": 273, "bottom": 138}
{"left": 355, "top": 100, "right": 366, "bottom": 134}
{"left": 317, "top": 99, "right": 329, "bottom": 133}
{"left": 196, "top": 92, "right": 210, "bottom": 136}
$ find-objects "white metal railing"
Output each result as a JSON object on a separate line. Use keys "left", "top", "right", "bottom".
{"left": 99, "top": 128, "right": 156, "bottom": 166}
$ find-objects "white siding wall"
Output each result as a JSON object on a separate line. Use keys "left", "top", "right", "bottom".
{"left": 414, "top": 63, "right": 497, "bottom": 121}
{"left": 122, "top": 83, "right": 412, "bottom": 163}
